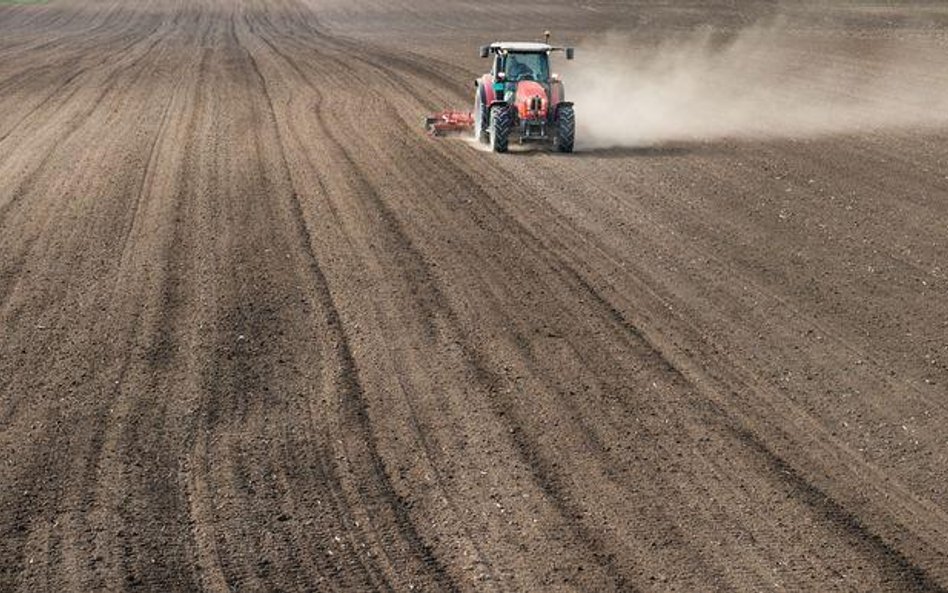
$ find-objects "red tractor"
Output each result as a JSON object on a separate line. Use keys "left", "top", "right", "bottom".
{"left": 474, "top": 41, "right": 575, "bottom": 153}
{"left": 426, "top": 37, "right": 575, "bottom": 153}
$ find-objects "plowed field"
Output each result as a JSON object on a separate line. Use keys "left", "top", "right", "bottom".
{"left": 2, "top": 1, "right": 947, "bottom": 591}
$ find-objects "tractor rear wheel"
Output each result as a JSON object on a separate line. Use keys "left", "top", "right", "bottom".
{"left": 489, "top": 105, "right": 511, "bottom": 153}
{"left": 554, "top": 105, "right": 575, "bottom": 153}
{"left": 474, "top": 88, "right": 489, "bottom": 144}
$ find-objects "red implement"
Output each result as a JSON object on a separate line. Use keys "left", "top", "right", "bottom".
{"left": 424, "top": 110, "right": 474, "bottom": 136}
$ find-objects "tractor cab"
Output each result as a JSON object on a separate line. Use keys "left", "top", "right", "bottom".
{"left": 493, "top": 49, "right": 550, "bottom": 83}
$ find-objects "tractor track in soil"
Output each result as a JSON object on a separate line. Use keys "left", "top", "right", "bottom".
{"left": 2, "top": 0, "right": 948, "bottom": 591}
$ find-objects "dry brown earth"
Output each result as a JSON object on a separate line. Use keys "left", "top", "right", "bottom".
{"left": 1, "top": 1, "right": 947, "bottom": 591}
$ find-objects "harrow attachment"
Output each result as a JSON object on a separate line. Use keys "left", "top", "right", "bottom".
{"left": 424, "top": 110, "right": 474, "bottom": 137}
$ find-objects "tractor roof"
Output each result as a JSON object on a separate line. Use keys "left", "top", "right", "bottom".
{"left": 489, "top": 42, "right": 552, "bottom": 53}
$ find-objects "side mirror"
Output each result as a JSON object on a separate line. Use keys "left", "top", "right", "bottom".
{"left": 566, "top": 47, "right": 575, "bottom": 60}
{"left": 479, "top": 46, "right": 489, "bottom": 58}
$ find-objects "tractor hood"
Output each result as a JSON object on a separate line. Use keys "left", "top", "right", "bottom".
{"left": 513, "top": 81, "right": 548, "bottom": 120}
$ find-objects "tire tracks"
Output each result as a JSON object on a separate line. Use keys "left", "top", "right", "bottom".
{"left": 236, "top": 13, "right": 463, "bottom": 591}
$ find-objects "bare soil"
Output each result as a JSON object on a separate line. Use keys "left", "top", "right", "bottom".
{"left": 1, "top": 1, "right": 947, "bottom": 591}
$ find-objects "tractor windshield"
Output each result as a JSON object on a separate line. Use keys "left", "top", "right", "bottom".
{"left": 504, "top": 52, "right": 549, "bottom": 82}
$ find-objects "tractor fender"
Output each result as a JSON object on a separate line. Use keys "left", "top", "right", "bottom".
{"left": 551, "top": 80, "right": 566, "bottom": 106}
{"left": 479, "top": 74, "right": 497, "bottom": 104}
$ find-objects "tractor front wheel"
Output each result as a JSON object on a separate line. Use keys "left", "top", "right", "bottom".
{"left": 554, "top": 105, "right": 575, "bottom": 153}
{"left": 489, "top": 105, "right": 511, "bottom": 153}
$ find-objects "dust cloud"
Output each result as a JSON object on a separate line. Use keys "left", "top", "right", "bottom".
{"left": 562, "top": 25, "right": 948, "bottom": 148}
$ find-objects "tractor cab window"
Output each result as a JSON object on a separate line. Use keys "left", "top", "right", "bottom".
{"left": 502, "top": 52, "right": 549, "bottom": 82}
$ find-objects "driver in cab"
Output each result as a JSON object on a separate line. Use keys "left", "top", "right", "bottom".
{"left": 505, "top": 55, "right": 534, "bottom": 81}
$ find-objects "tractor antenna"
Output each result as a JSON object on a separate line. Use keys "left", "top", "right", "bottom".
{"left": 544, "top": 30, "right": 551, "bottom": 44}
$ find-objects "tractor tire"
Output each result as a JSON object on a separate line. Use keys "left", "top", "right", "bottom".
{"left": 489, "top": 105, "right": 511, "bottom": 153}
{"left": 474, "top": 87, "right": 489, "bottom": 144}
{"left": 554, "top": 104, "right": 575, "bottom": 153}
